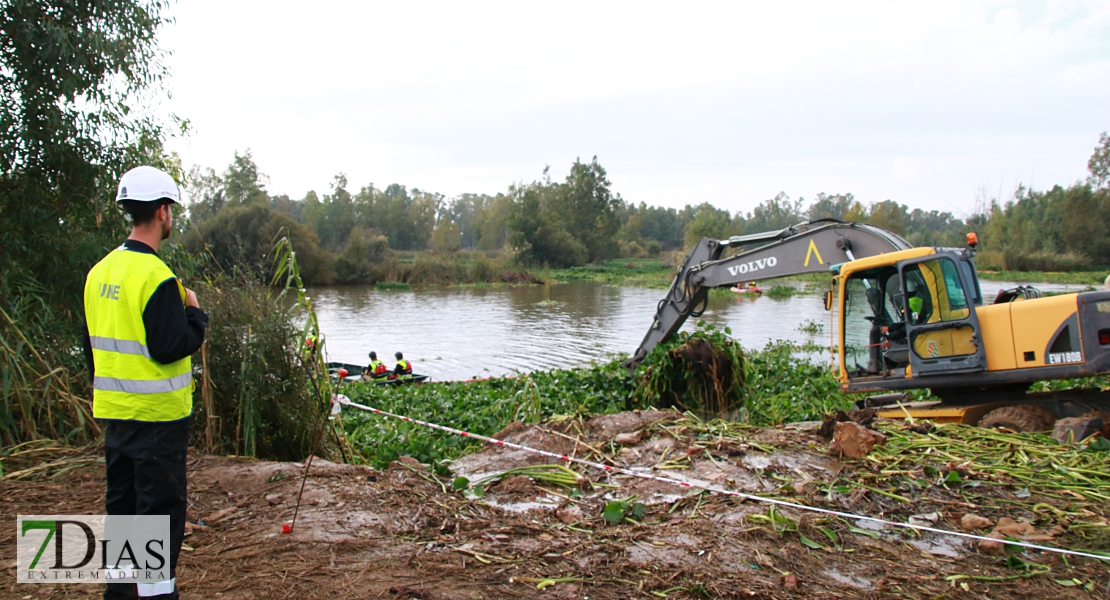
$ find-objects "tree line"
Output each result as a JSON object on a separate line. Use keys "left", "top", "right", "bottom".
{"left": 177, "top": 145, "right": 1110, "bottom": 285}
{"left": 182, "top": 147, "right": 1083, "bottom": 282}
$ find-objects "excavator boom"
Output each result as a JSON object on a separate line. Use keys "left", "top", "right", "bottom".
{"left": 627, "top": 220, "right": 912, "bottom": 368}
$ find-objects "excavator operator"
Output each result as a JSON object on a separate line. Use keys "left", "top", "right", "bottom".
{"left": 904, "top": 269, "right": 933, "bottom": 325}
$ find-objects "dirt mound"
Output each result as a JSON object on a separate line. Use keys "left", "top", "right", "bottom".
{"left": 3, "top": 410, "right": 1106, "bottom": 599}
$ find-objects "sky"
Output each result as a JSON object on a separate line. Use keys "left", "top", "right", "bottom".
{"left": 158, "top": 0, "right": 1110, "bottom": 218}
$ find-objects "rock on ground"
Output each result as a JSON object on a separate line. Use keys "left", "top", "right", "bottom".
{"left": 828, "top": 421, "right": 886, "bottom": 459}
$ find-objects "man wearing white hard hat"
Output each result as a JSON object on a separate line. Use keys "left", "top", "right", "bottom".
{"left": 83, "top": 166, "right": 207, "bottom": 600}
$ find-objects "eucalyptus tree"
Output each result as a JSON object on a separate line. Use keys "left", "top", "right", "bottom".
{"left": 1, "top": 0, "right": 174, "bottom": 312}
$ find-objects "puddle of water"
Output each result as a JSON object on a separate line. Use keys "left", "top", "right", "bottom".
{"left": 853, "top": 518, "right": 967, "bottom": 558}
{"left": 825, "top": 568, "right": 874, "bottom": 590}
{"left": 908, "top": 537, "right": 966, "bottom": 558}
{"left": 479, "top": 496, "right": 562, "bottom": 513}
{"left": 741, "top": 452, "right": 840, "bottom": 473}
{"left": 852, "top": 519, "right": 890, "bottom": 532}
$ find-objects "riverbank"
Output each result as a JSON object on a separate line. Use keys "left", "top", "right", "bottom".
{"left": 383, "top": 253, "right": 1110, "bottom": 289}
{"left": 4, "top": 411, "right": 1108, "bottom": 599}
{"left": 976, "top": 269, "right": 1109, "bottom": 286}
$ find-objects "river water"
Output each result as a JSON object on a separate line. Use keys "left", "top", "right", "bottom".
{"left": 310, "top": 279, "right": 1094, "bottom": 382}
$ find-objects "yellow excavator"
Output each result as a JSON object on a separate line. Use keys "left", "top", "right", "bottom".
{"left": 628, "top": 220, "right": 1110, "bottom": 432}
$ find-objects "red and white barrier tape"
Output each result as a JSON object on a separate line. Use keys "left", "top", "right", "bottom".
{"left": 334, "top": 396, "right": 1110, "bottom": 563}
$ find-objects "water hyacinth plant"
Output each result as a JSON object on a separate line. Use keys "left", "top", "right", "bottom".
{"left": 632, "top": 322, "right": 746, "bottom": 418}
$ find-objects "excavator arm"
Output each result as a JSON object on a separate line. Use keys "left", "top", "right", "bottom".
{"left": 626, "top": 220, "right": 912, "bottom": 369}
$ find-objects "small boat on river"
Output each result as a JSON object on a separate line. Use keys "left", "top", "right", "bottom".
{"left": 326, "top": 362, "right": 430, "bottom": 385}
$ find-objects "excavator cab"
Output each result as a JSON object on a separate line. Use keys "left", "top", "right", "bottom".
{"left": 839, "top": 249, "right": 986, "bottom": 385}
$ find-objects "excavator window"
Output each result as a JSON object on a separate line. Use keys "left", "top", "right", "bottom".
{"left": 843, "top": 275, "right": 881, "bottom": 372}
{"left": 843, "top": 268, "right": 908, "bottom": 375}
{"left": 902, "top": 257, "right": 977, "bottom": 360}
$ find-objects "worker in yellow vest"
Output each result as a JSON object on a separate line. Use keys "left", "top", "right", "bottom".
{"left": 364, "top": 351, "right": 389, "bottom": 380}
{"left": 393, "top": 351, "right": 413, "bottom": 379}
{"left": 84, "top": 166, "right": 207, "bottom": 600}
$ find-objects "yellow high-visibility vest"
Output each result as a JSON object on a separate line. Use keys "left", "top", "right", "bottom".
{"left": 84, "top": 246, "right": 193, "bottom": 422}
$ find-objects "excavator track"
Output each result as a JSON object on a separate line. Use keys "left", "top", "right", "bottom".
{"left": 978, "top": 404, "right": 1056, "bottom": 433}
{"left": 870, "top": 387, "right": 1110, "bottom": 431}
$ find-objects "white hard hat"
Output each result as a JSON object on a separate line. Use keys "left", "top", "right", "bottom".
{"left": 116, "top": 166, "right": 180, "bottom": 203}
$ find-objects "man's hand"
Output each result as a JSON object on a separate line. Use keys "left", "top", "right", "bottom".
{"left": 185, "top": 288, "right": 199, "bottom": 309}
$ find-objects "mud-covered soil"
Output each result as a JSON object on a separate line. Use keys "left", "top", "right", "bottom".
{"left": 3, "top": 410, "right": 1108, "bottom": 599}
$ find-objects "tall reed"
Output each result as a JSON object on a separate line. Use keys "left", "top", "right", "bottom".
{"left": 0, "top": 275, "right": 98, "bottom": 447}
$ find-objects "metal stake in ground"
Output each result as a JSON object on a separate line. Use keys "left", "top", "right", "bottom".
{"left": 289, "top": 370, "right": 344, "bottom": 533}
{"left": 289, "top": 402, "right": 333, "bottom": 533}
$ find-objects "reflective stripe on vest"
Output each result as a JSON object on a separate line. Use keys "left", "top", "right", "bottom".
{"left": 94, "top": 372, "right": 193, "bottom": 394}
{"left": 84, "top": 247, "right": 193, "bottom": 422}
{"left": 89, "top": 335, "right": 151, "bottom": 358}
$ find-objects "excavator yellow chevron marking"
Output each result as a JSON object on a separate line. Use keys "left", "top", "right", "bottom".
{"left": 804, "top": 240, "right": 824, "bottom": 267}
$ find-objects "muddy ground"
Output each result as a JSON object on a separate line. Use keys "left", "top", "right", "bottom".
{"left": 3, "top": 410, "right": 1108, "bottom": 599}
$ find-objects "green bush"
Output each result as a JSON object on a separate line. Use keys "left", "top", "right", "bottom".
{"left": 619, "top": 240, "right": 648, "bottom": 259}
{"left": 191, "top": 247, "right": 331, "bottom": 460}
{"left": 1001, "top": 249, "right": 1092, "bottom": 272}
{"left": 185, "top": 237, "right": 334, "bottom": 461}
{"left": 335, "top": 227, "right": 392, "bottom": 283}
{"left": 180, "top": 204, "right": 334, "bottom": 285}
{"left": 765, "top": 285, "right": 797, "bottom": 300}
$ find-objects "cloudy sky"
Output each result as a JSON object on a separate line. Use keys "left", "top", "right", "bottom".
{"left": 159, "top": 1, "right": 1110, "bottom": 217}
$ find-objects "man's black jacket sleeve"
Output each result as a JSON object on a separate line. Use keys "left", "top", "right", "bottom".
{"left": 144, "top": 279, "right": 208, "bottom": 364}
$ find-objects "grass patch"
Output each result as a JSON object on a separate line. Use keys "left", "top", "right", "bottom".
{"left": 375, "top": 281, "right": 412, "bottom": 291}
{"left": 977, "top": 269, "right": 1109, "bottom": 285}
{"left": 537, "top": 258, "right": 674, "bottom": 288}
{"left": 764, "top": 285, "right": 797, "bottom": 300}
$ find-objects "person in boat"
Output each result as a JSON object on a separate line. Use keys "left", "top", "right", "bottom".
{"left": 364, "top": 351, "right": 389, "bottom": 381}
{"left": 392, "top": 351, "right": 413, "bottom": 380}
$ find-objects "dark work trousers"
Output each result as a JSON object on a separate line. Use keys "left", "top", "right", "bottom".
{"left": 102, "top": 418, "right": 190, "bottom": 600}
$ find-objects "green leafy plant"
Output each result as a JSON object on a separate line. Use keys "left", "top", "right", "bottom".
{"left": 633, "top": 322, "right": 746, "bottom": 418}
{"left": 742, "top": 341, "right": 858, "bottom": 425}
{"left": 797, "top": 319, "right": 824, "bottom": 335}
{"left": 342, "top": 358, "right": 636, "bottom": 468}
{"left": 603, "top": 497, "right": 646, "bottom": 524}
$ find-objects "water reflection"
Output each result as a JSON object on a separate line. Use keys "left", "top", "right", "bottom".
{"left": 308, "top": 278, "right": 1093, "bottom": 382}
